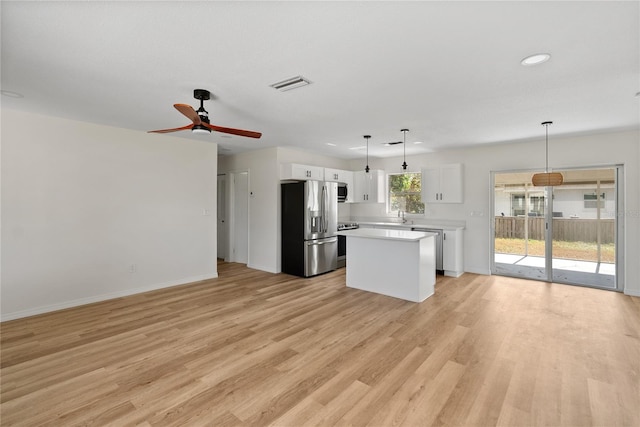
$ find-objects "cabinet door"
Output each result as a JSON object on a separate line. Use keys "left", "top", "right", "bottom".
{"left": 421, "top": 164, "right": 463, "bottom": 203}
{"left": 307, "top": 166, "right": 324, "bottom": 180}
{"left": 354, "top": 170, "right": 385, "bottom": 203}
{"left": 443, "top": 229, "right": 463, "bottom": 276}
{"left": 368, "top": 170, "right": 385, "bottom": 203}
{"left": 439, "top": 163, "right": 463, "bottom": 203}
{"left": 324, "top": 168, "right": 342, "bottom": 182}
{"left": 421, "top": 167, "right": 441, "bottom": 203}
{"left": 342, "top": 172, "right": 355, "bottom": 203}
{"left": 353, "top": 171, "right": 368, "bottom": 202}
{"left": 281, "top": 163, "right": 324, "bottom": 180}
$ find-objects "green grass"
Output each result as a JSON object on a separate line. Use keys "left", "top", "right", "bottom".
{"left": 495, "top": 238, "right": 615, "bottom": 263}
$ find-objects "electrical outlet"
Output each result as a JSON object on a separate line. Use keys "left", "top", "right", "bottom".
{"left": 129, "top": 264, "right": 137, "bottom": 273}
{"left": 203, "top": 209, "right": 211, "bottom": 216}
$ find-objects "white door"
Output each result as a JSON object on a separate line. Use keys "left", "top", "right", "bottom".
{"left": 230, "top": 171, "right": 249, "bottom": 264}
{"left": 217, "top": 174, "right": 227, "bottom": 260}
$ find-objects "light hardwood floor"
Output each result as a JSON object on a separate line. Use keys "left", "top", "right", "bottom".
{"left": 1, "top": 262, "right": 639, "bottom": 426}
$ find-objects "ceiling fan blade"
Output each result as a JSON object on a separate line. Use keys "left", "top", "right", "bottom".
{"left": 204, "top": 123, "right": 262, "bottom": 139}
{"left": 174, "top": 103, "right": 202, "bottom": 125}
{"left": 147, "top": 124, "right": 193, "bottom": 134}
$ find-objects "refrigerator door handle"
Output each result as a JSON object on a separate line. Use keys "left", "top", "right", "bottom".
{"left": 321, "top": 184, "right": 327, "bottom": 233}
{"left": 325, "top": 185, "right": 329, "bottom": 232}
{"left": 311, "top": 240, "right": 333, "bottom": 245}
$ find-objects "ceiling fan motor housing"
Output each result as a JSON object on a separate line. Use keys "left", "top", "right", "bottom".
{"left": 193, "top": 89, "right": 210, "bottom": 101}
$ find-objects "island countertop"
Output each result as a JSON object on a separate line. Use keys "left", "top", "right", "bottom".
{"left": 337, "top": 228, "right": 436, "bottom": 242}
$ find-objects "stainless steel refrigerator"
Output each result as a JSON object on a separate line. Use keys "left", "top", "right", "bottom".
{"left": 281, "top": 181, "right": 338, "bottom": 277}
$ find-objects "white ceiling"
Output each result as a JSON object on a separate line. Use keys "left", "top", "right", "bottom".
{"left": 2, "top": 1, "right": 638, "bottom": 159}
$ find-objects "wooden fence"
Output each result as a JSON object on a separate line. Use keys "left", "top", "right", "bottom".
{"left": 494, "top": 217, "right": 614, "bottom": 243}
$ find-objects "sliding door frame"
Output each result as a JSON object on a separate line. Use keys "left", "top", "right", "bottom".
{"left": 491, "top": 165, "right": 624, "bottom": 292}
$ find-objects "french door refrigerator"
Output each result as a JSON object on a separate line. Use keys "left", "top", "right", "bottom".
{"left": 281, "top": 181, "right": 338, "bottom": 277}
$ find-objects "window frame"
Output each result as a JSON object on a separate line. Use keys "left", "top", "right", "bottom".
{"left": 387, "top": 171, "right": 425, "bottom": 215}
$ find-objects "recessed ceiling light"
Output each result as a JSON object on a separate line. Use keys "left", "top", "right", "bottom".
{"left": 521, "top": 53, "right": 551, "bottom": 66}
{"left": 413, "top": 141, "right": 423, "bottom": 145}
{"left": 326, "top": 143, "right": 337, "bottom": 147}
{"left": 349, "top": 146, "right": 366, "bottom": 150}
{"left": 1, "top": 90, "right": 24, "bottom": 98}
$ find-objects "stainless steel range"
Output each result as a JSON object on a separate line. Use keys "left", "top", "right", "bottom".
{"left": 337, "top": 222, "right": 359, "bottom": 268}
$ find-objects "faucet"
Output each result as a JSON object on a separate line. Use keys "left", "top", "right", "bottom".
{"left": 398, "top": 210, "right": 407, "bottom": 224}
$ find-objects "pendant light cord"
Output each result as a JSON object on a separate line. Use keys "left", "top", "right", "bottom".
{"left": 542, "top": 121, "right": 552, "bottom": 173}
{"left": 364, "top": 135, "right": 371, "bottom": 173}
{"left": 401, "top": 129, "right": 409, "bottom": 170}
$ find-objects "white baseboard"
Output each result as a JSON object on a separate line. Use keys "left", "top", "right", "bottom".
{"left": 624, "top": 288, "right": 640, "bottom": 297}
{"left": 1, "top": 273, "right": 218, "bottom": 322}
{"left": 248, "top": 263, "right": 279, "bottom": 274}
{"left": 463, "top": 266, "right": 492, "bottom": 275}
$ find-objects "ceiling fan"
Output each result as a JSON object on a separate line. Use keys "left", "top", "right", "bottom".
{"left": 148, "top": 89, "right": 262, "bottom": 139}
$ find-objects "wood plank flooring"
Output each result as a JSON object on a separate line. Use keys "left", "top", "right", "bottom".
{"left": 1, "top": 262, "right": 639, "bottom": 426}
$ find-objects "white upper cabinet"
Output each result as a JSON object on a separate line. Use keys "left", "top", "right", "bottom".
{"left": 280, "top": 163, "right": 324, "bottom": 181}
{"left": 421, "top": 163, "right": 463, "bottom": 203}
{"left": 353, "top": 170, "right": 385, "bottom": 203}
{"left": 324, "top": 168, "right": 352, "bottom": 184}
{"left": 325, "top": 168, "right": 355, "bottom": 203}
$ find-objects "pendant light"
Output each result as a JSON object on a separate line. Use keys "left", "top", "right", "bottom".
{"left": 364, "top": 135, "right": 371, "bottom": 173}
{"left": 401, "top": 129, "right": 409, "bottom": 170}
{"left": 532, "top": 121, "right": 563, "bottom": 186}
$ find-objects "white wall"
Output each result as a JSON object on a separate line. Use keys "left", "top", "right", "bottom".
{"left": 1, "top": 109, "right": 218, "bottom": 320}
{"left": 348, "top": 130, "right": 640, "bottom": 296}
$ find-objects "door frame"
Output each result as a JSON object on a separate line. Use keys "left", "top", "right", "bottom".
{"left": 217, "top": 174, "right": 227, "bottom": 260}
{"left": 227, "top": 169, "right": 250, "bottom": 265}
{"left": 491, "top": 165, "right": 624, "bottom": 291}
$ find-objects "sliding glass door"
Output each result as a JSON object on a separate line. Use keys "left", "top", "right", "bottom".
{"left": 493, "top": 171, "right": 549, "bottom": 281}
{"left": 549, "top": 168, "right": 619, "bottom": 288}
{"left": 492, "top": 167, "right": 622, "bottom": 291}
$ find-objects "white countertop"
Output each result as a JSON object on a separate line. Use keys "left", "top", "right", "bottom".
{"left": 337, "top": 228, "right": 437, "bottom": 242}
{"left": 355, "top": 221, "right": 465, "bottom": 231}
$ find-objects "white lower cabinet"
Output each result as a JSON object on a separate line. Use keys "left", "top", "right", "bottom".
{"left": 357, "top": 223, "right": 464, "bottom": 277}
{"left": 443, "top": 229, "right": 464, "bottom": 277}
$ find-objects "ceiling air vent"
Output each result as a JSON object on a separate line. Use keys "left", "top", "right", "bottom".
{"left": 270, "top": 76, "right": 311, "bottom": 92}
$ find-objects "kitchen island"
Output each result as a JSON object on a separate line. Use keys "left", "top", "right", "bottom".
{"left": 336, "top": 228, "right": 436, "bottom": 302}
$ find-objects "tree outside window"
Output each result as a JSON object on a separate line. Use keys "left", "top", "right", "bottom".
{"left": 388, "top": 173, "right": 425, "bottom": 214}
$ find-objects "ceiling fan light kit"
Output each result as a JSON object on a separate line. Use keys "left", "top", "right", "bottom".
{"left": 532, "top": 121, "right": 563, "bottom": 187}
{"left": 148, "top": 89, "right": 262, "bottom": 139}
{"left": 191, "top": 126, "right": 210, "bottom": 135}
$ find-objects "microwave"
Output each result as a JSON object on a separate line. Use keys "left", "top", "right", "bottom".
{"left": 337, "top": 183, "right": 348, "bottom": 203}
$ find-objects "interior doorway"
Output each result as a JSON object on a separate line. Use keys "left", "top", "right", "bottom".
{"left": 217, "top": 174, "right": 227, "bottom": 260}
{"left": 229, "top": 171, "right": 249, "bottom": 264}
{"left": 492, "top": 166, "right": 623, "bottom": 291}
